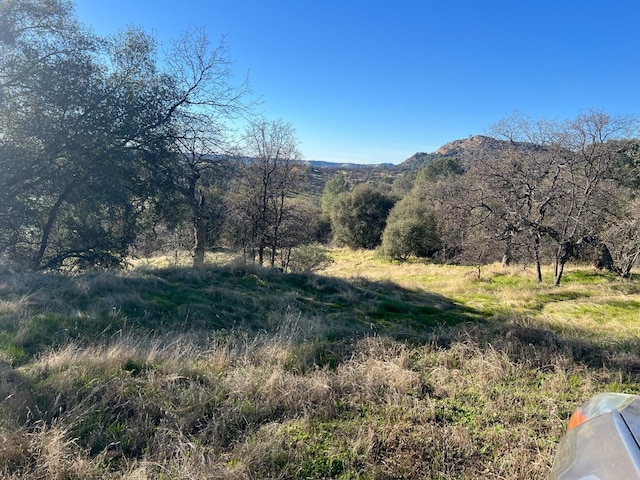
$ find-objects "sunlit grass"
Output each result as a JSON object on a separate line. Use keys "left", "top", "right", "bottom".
{"left": 322, "top": 249, "right": 640, "bottom": 342}
{"left": 130, "top": 248, "right": 243, "bottom": 269}
{"left": 1, "top": 249, "right": 639, "bottom": 478}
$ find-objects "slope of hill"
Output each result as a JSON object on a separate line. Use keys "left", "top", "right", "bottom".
{"left": 398, "top": 135, "right": 511, "bottom": 173}
{"left": 435, "top": 134, "right": 507, "bottom": 163}
{"left": 303, "top": 134, "right": 541, "bottom": 197}
{"left": 304, "top": 163, "right": 399, "bottom": 197}
{"left": 1, "top": 254, "right": 638, "bottom": 478}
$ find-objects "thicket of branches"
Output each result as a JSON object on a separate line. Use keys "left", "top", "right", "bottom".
{"left": 376, "top": 111, "right": 640, "bottom": 285}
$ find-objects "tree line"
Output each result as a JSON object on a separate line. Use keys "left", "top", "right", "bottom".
{"left": 349, "top": 111, "right": 640, "bottom": 286}
{"left": 3, "top": 1, "right": 640, "bottom": 286}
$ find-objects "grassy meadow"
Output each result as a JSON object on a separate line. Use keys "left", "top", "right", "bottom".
{"left": 0, "top": 249, "right": 639, "bottom": 479}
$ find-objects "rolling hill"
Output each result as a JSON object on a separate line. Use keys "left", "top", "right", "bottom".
{"left": 304, "top": 134, "right": 511, "bottom": 195}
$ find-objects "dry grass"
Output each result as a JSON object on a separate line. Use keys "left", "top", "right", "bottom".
{"left": 0, "top": 251, "right": 638, "bottom": 478}
{"left": 1, "top": 323, "right": 633, "bottom": 479}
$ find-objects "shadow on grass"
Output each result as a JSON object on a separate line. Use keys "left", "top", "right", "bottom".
{"left": 2, "top": 264, "right": 639, "bottom": 382}
{"left": 457, "top": 320, "right": 640, "bottom": 383}
{"left": 0, "top": 264, "right": 480, "bottom": 364}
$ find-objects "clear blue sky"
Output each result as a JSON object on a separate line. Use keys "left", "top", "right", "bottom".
{"left": 74, "top": 0, "right": 640, "bottom": 164}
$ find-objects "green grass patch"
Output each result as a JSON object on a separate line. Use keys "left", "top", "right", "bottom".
{"left": 550, "top": 301, "right": 640, "bottom": 326}
{"left": 528, "top": 290, "right": 591, "bottom": 311}
{"left": 562, "top": 269, "right": 618, "bottom": 284}
{"left": 0, "top": 264, "right": 473, "bottom": 364}
{"left": 247, "top": 419, "right": 360, "bottom": 479}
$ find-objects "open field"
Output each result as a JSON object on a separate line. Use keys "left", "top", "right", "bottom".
{"left": 0, "top": 250, "right": 639, "bottom": 478}
{"left": 325, "top": 249, "right": 640, "bottom": 342}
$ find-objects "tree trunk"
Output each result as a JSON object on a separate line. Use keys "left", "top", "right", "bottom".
{"left": 192, "top": 193, "right": 206, "bottom": 268}
{"left": 554, "top": 252, "right": 568, "bottom": 286}
{"left": 593, "top": 242, "right": 614, "bottom": 271}
{"left": 534, "top": 234, "right": 543, "bottom": 283}
{"left": 553, "top": 241, "right": 574, "bottom": 286}
{"left": 501, "top": 238, "right": 512, "bottom": 267}
{"left": 269, "top": 240, "right": 277, "bottom": 268}
{"left": 258, "top": 245, "right": 265, "bottom": 266}
{"left": 553, "top": 260, "right": 565, "bottom": 286}
{"left": 536, "top": 261, "right": 543, "bottom": 283}
{"left": 33, "top": 182, "right": 76, "bottom": 269}
{"left": 282, "top": 247, "right": 292, "bottom": 272}
{"left": 192, "top": 224, "right": 206, "bottom": 268}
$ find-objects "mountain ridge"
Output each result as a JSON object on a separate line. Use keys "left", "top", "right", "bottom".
{"left": 306, "top": 135, "right": 505, "bottom": 171}
{"left": 303, "top": 160, "right": 395, "bottom": 169}
{"left": 303, "top": 135, "right": 504, "bottom": 196}
{"left": 395, "top": 135, "right": 509, "bottom": 173}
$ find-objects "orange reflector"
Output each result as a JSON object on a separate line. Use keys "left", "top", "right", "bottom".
{"left": 568, "top": 408, "right": 588, "bottom": 431}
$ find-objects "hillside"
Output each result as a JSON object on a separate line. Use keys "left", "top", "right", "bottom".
{"left": 305, "top": 135, "right": 517, "bottom": 194}
{"left": 434, "top": 134, "right": 512, "bottom": 164}
{"left": 1, "top": 252, "right": 639, "bottom": 478}
{"left": 303, "top": 135, "right": 503, "bottom": 195}
{"left": 305, "top": 134, "right": 558, "bottom": 195}
{"left": 304, "top": 162, "right": 399, "bottom": 197}
{"left": 397, "top": 135, "right": 516, "bottom": 173}
{"left": 304, "top": 160, "right": 395, "bottom": 169}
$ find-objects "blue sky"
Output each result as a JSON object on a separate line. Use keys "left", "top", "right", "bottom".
{"left": 74, "top": 0, "right": 640, "bottom": 164}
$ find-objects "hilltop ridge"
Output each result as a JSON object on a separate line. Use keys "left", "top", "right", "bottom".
{"left": 305, "top": 135, "right": 509, "bottom": 193}
{"left": 305, "top": 135, "right": 512, "bottom": 173}
{"left": 434, "top": 134, "right": 504, "bottom": 157}
{"left": 396, "top": 135, "right": 509, "bottom": 173}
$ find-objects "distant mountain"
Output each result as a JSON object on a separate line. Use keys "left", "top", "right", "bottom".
{"left": 303, "top": 161, "right": 399, "bottom": 197}
{"left": 398, "top": 152, "right": 439, "bottom": 174}
{"left": 304, "top": 135, "right": 541, "bottom": 197}
{"left": 398, "top": 135, "right": 521, "bottom": 172}
{"left": 434, "top": 135, "right": 506, "bottom": 161}
{"left": 303, "top": 160, "right": 395, "bottom": 169}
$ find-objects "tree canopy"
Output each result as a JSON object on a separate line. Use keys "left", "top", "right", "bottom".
{"left": 330, "top": 183, "right": 395, "bottom": 250}
{"left": 381, "top": 192, "right": 441, "bottom": 260}
{"left": 0, "top": 0, "right": 250, "bottom": 270}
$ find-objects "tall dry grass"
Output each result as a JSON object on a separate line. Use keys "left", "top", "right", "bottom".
{"left": 1, "top": 318, "right": 632, "bottom": 479}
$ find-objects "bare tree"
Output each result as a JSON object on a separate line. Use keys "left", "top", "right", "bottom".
{"left": 545, "top": 111, "right": 637, "bottom": 285}
{"left": 165, "top": 27, "right": 252, "bottom": 267}
{"left": 487, "top": 111, "right": 638, "bottom": 285}
{"left": 461, "top": 133, "right": 565, "bottom": 280}
{"left": 277, "top": 198, "right": 323, "bottom": 271}
{"left": 226, "top": 118, "right": 305, "bottom": 267}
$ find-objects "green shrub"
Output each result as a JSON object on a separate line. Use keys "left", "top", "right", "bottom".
{"left": 330, "top": 183, "right": 395, "bottom": 249}
{"left": 381, "top": 193, "right": 441, "bottom": 260}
